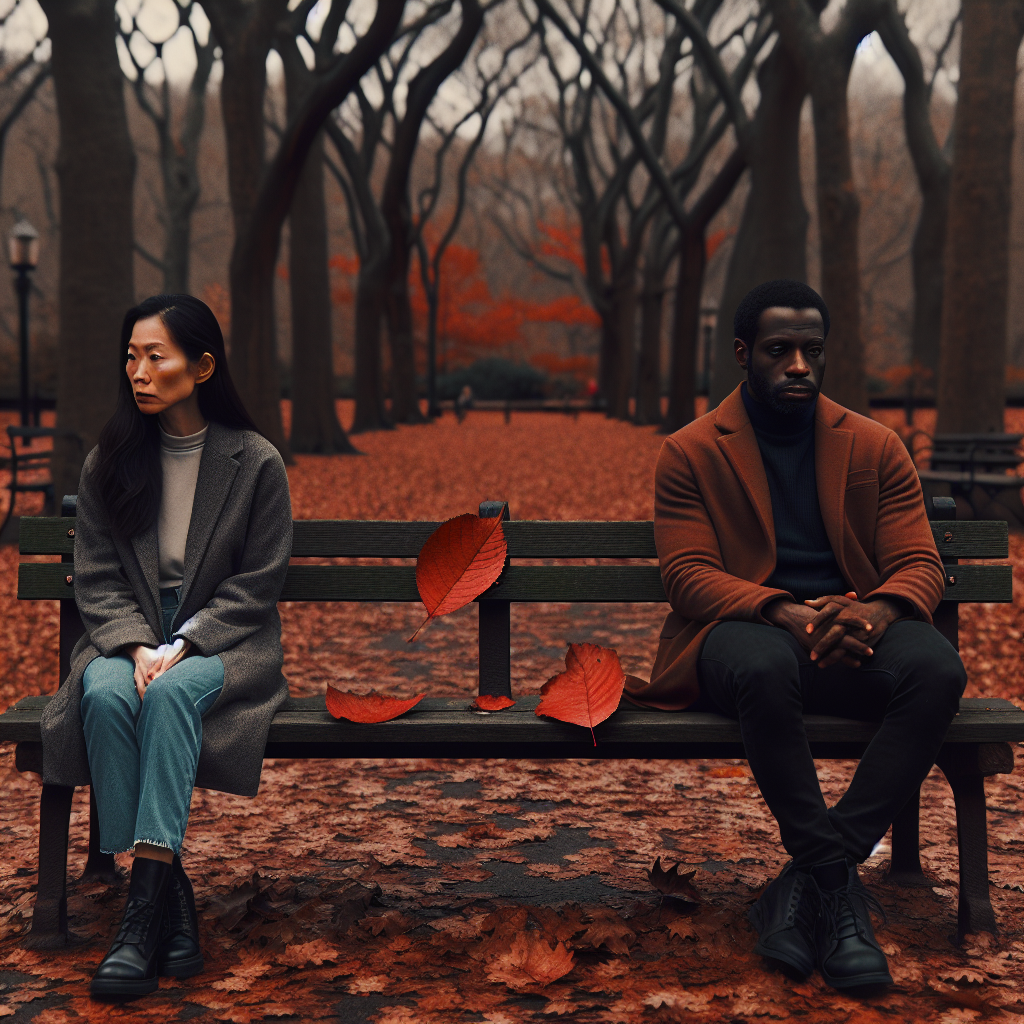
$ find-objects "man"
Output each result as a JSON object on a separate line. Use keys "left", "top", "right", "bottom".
{"left": 625, "top": 279, "right": 965, "bottom": 991}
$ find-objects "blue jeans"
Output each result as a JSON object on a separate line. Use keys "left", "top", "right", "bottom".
{"left": 80, "top": 589, "right": 224, "bottom": 854}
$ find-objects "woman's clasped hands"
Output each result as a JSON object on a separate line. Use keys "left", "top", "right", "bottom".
{"left": 125, "top": 638, "right": 192, "bottom": 700}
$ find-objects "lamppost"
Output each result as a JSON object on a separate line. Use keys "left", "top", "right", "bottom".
{"left": 9, "top": 218, "right": 39, "bottom": 439}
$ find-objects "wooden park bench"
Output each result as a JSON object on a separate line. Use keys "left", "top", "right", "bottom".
{"left": 917, "top": 432, "right": 1024, "bottom": 522}
{"left": 1, "top": 496, "right": 1022, "bottom": 950}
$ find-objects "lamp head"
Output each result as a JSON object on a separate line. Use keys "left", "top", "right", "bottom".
{"left": 9, "top": 219, "right": 39, "bottom": 270}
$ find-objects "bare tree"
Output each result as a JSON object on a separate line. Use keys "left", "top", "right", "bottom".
{"left": 277, "top": 1, "right": 358, "bottom": 453}
{"left": 769, "top": 0, "right": 888, "bottom": 415}
{"left": 203, "top": 0, "right": 406, "bottom": 456}
{"left": 119, "top": 1, "right": 216, "bottom": 294}
{"left": 38, "top": 0, "right": 136, "bottom": 503}
{"left": 937, "top": 0, "right": 1024, "bottom": 433}
{"left": 878, "top": 2, "right": 957, "bottom": 401}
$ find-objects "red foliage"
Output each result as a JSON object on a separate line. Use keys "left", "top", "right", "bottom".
{"left": 411, "top": 512, "right": 508, "bottom": 640}
{"left": 536, "top": 642, "right": 626, "bottom": 744}
{"left": 325, "top": 687, "right": 424, "bottom": 723}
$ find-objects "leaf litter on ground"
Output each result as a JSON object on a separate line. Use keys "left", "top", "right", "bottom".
{"left": 0, "top": 406, "right": 1021, "bottom": 1022}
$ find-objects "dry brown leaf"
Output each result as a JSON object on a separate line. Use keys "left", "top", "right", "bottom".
{"left": 487, "top": 933, "right": 576, "bottom": 990}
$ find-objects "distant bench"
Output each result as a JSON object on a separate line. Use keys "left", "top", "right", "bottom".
{"left": 917, "top": 432, "right": 1024, "bottom": 522}
{"left": 1, "top": 496, "right": 1022, "bottom": 950}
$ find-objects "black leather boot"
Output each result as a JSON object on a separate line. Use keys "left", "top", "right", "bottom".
{"left": 90, "top": 856, "right": 172, "bottom": 998}
{"left": 158, "top": 855, "right": 203, "bottom": 978}
{"left": 815, "top": 864, "right": 893, "bottom": 990}
{"left": 748, "top": 862, "right": 819, "bottom": 979}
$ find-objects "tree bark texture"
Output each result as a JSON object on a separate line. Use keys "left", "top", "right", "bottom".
{"left": 380, "top": 0, "right": 483, "bottom": 424}
{"left": 607, "top": 265, "right": 637, "bottom": 420}
{"left": 203, "top": 0, "right": 290, "bottom": 455}
{"left": 281, "top": 37, "right": 356, "bottom": 454}
{"left": 768, "top": 0, "right": 884, "bottom": 416}
{"left": 666, "top": 147, "right": 747, "bottom": 433}
{"left": 937, "top": 0, "right": 1024, "bottom": 433}
{"left": 39, "top": 0, "right": 136, "bottom": 505}
{"left": 287, "top": 129, "right": 357, "bottom": 453}
{"left": 636, "top": 242, "right": 667, "bottom": 426}
{"left": 877, "top": 2, "right": 951, "bottom": 394}
{"left": 709, "top": 43, "right": 808, "bottom": 408}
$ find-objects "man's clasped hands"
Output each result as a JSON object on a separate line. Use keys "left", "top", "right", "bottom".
{"left": 124, "top": 639, "right": 193, "bottom": 700}
{"left": 763, "top": 592, "right": 909, "bottom": 669}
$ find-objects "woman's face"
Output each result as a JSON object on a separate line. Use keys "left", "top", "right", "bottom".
{"left": 126, "top": 316, "right": 214, "bottom": 417}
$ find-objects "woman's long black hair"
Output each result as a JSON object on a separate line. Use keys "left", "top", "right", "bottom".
{"left": 95, "top": 294, "right": 261, "bottom": 539}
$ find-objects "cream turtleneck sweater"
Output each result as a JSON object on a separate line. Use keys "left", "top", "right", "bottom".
{"left": 158, "top": 424, "right": 208, "bottom": 589}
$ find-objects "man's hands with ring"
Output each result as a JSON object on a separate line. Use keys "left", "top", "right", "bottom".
{"left": 125, "top": 638, "right": 192, "bottom": 700}
{"left": 764, "top": 593, "right": 906, "bottom": 669}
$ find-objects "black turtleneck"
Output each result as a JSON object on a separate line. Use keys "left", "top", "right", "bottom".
{"left": 741, "top": 383, "right": 848, "bottom": 602}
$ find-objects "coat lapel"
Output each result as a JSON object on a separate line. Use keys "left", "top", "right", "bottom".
{"left": 714, "top": 386, "right": 775, "bottom": 553}
{"left": 130, "top": 524, "right": 161, "bottom": 631}
{"left": 176, "top": 422, "right": 243, "bottom": 613}
{"left": 814, "top": 396, "right": 854, "bottom": 574}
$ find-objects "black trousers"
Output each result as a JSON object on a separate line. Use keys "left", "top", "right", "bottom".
{"left": 696, "top": 619, "right": 967, "bottom": 869}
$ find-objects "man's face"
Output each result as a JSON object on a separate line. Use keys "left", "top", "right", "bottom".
{"left": 734, "top": 306, "right": 825, "bottom": 414}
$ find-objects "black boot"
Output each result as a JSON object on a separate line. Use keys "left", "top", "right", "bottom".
{"left": 815, "top": 864, "right": 893, "bottom": 991}
{"left": 748, "top": 862, "right": 819, "bottom": 979}
{"left": 158, "top": 855, "right": 203, "bottom": 978}
{"left": 90, "top": 856, "right": 172, "bottom": 998}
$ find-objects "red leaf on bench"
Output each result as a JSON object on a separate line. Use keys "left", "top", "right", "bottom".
{"left": 325, "top": 687, "right": 424, "bottom": 723}
{"left": 409, "top": 511, "right": 508, "bottom": 641}
{"left": 535, "top": 643, "right": 625, "bottom": 745}
{"left": 472, "top": 695, "right": 516, "bottom": 711}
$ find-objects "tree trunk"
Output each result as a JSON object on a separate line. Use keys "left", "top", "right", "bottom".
{"left": 636, "top": 250, "right": 666, "bottom": 425}
{"left": 288, "top": 129, "right": 358, "bottom": 452}
{"left": 39, "top": 0, "right": 136, "bottom": 504}
{"left": 379, "top": 0, "right": 483, "bottom": 424}
{"left": 936, "top": 0, "right": 1024, "bottom": 433}
{"left": 281, "top": 37, "right": 356, "bottom": 454}
{"left": 607, "top": 265, "right": 637, "bottom": 420}
{"left": 204, "top": 0, "right": 289, "bottom": 455}
{"left": 351, "top": 266, "right": 390, "bottom": 432}
{"left": 710, "top": 43, "right": 808, "bottom": 408}
{"left": 810, "top": 55, "right": 866, "bottom": 414}
{"left": 665, "top": 225, "right": 705, "bottom": 434}
{"left": 877, "top": 4, "right": 951, "bottom": 396}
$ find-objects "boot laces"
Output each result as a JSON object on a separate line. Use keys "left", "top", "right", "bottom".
{"left": 785, "top": 875, "right": 819, "bottom": 934}
{"left": 819, "top": 877, "right": 887, "bottom": 942}
{"left": 113, "top": 896, "right": 159, "bottom": 947}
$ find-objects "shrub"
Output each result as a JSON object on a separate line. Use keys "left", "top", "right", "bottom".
{"left": 437, "top": 358, "right": 547, "bottom": 401}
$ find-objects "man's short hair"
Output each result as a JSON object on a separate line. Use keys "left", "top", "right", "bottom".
{"left": 733, "top": 280, "right": 830, "bottom": 346}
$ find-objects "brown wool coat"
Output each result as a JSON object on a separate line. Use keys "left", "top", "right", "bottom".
{"left": 40, "top": 422, "right": 293, "bottom": 797}
{"left": 624, "top": 385, "right": 946, "bottom": 711}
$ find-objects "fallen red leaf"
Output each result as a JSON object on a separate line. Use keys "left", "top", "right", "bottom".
{"left": 486, "top": 932, "right": 576, "bottom": 989}
{"left": 535, "top": 643, "right": 625, "bottom": 744}
{"left": 471, "top": 695, "right": 516, "bottom": 711}
{"left": 410, "top": 511, "right": 508, "bottom": 640}
{"left": 325, "top": 687, "right": 424, "bottom": 723}
{"left": 648, "top": 858, "right": 701, "bottom": 904}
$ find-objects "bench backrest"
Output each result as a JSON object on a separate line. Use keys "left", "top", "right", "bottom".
{"left": 17, "top": 496, "right": 1011, "bottom": 697}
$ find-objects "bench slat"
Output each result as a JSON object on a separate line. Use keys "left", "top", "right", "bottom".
{"left": 22, "top": 517, "right": 1010, "bottom": 560}
{"left": 18, "top": 561, "right": 1013, "bottom": 603}
{"left": 3, "top": 696, "right": 1022, "bottom": 748}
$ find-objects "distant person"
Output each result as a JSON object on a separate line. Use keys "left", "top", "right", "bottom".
{"left": 39, "top": 294, "right": 292, "bottom": 999}
{"left": 455, "top": 384, "right": 474, "bottom": 423}
{"left": 626, "top": 280, "right": 964, "bottom": 991}
{"left": 586, "top": 377, "right": 599, "bottom": 409}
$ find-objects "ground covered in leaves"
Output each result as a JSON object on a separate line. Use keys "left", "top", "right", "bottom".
{"left": 0, "top": 405, "right": 1021, "bottom": 1023}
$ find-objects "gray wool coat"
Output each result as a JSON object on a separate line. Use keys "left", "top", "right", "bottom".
{"left": 39, "top": 422, "right": 293, "bottom": 797}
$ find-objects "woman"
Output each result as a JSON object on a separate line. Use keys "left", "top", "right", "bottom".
{"left": 38, "top": 294, "right": 293, "bottom": 998}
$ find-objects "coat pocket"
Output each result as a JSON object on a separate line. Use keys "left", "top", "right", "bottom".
{"left": 846, "top": 469, "right": 878, "bottom": 491}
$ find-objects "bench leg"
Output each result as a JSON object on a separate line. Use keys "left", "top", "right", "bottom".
{"left": 23, "top": 783, "right": 75, "bottom": 949}
{"left": 886, "top": 785, "right": 930, "bottom": 886}
{"left": 935, "top": 745, "right": 998, "bottom": 944}
{"left": 80, "top": 788, "right": 120, "bottom": 886}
